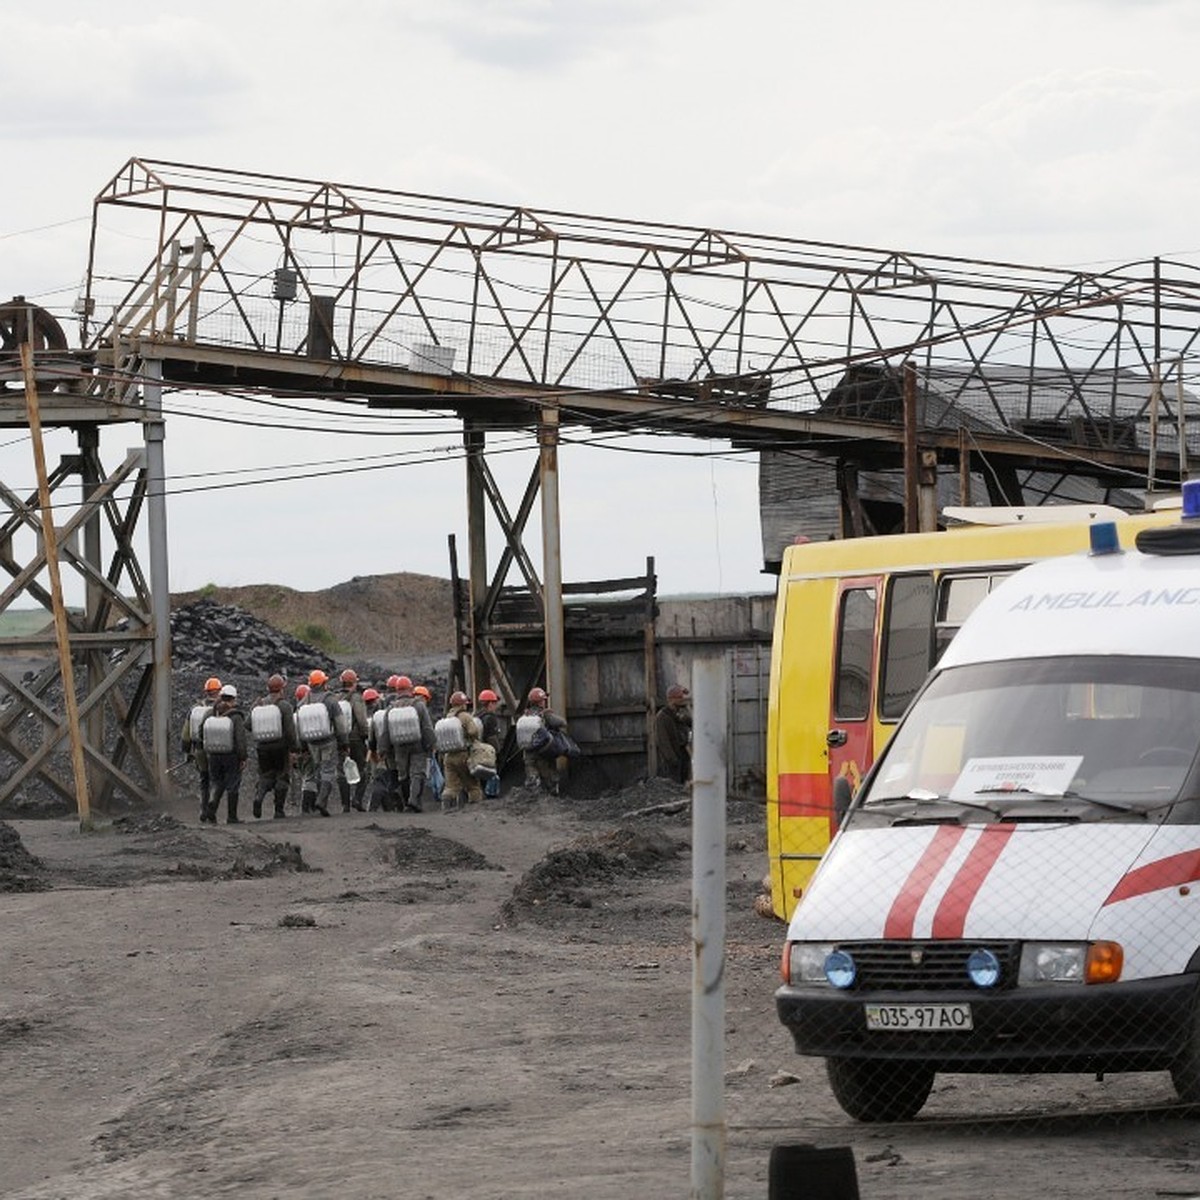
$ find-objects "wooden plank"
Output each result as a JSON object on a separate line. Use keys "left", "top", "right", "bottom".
{"left": 20, "top": 341, "right": 91, "bottom": 827}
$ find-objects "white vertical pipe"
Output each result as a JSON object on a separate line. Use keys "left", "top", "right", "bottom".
{"left": 691, "top": 655, "right": 727, "bottom": 1200}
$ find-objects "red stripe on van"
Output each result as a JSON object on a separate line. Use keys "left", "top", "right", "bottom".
{"left": 931, "top": 824, "right": 1016, "bottom": 939}
{"left": 883, "top": 826, "right": 965, "bottom": 939}
{"left": 778, "top": 772, "right": 833, "bottom": 820}
{"left": 1102, "top": 848, "right": 1200, "bottom": 906}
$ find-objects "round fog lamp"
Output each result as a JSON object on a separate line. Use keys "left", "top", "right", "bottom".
{"left": 824, "top": 949, "right": 857, "bottom": 989}
{"left": 966, "top": 948, "right": 1001, "bottom": 988}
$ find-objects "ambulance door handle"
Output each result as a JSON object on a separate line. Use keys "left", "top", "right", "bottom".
{"left": 826, "top": 729, "right": 847, "bottom": 748}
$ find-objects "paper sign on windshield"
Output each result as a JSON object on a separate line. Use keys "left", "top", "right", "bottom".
{"left": 950, "top": 756, "right": 1083, "bottom": 799}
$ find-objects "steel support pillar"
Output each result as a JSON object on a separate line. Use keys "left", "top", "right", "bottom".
{"left": 79, "top": 426, "right": 105, "bottom": 797}
{"left": 142, "top": 357, "right": 172, "bottom": 795}
{"left": 539, "top": 409, "right": 567, "bottom": 715}
{"left": 464, "top": 420, "right": 488, "bottom": 699}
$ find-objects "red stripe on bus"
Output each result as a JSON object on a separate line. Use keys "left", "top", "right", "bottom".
{"left": 930, "top": 824, "right": 1016, "bottom": 939}
{"left": 778, "top": 772, "right": 833, "bottom": 820}
{"left": 883, "top": 825, "right": 965, "bottom": 939}
{"left": 1103, "top": 848, "right": 1200, "bottom": 906}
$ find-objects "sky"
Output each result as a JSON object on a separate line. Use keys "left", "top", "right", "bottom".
{"left": 6, "top": 0, "right": 1200, "bottom": 602}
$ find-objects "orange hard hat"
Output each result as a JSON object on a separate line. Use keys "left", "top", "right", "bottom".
{"left": 204, "top": 677, "right": 222, "bottom": 694}
{"left": 362, "top": 688, "right": 380, "bottom": 703}
{"left": 413, "top": 685, "right": 431, "bottom": 701}
{"left": 396, "top": 675, "right": 413, "bottom": 691}
{"left": 294, "top": 683, "right": 310, "bottom": 701}
{"left": 308, "top": 669, "right": 328, "bottom": 687}
{"left": 478, "top": 688, "right": 499, "bottom": 703}
{"left": 340, "top": 668, "right": 357, "bottom": 685}
{"left": 527, "top": 687, "right": 548, "bottom": 705}
{"left": 267, "top": 674, "right": 285, "bottom": 692}
{"left": 449, "top": 690, "right": 469, "bottom": 707}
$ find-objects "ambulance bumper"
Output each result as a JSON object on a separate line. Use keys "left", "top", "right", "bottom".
{"left": 776, "top": 974, "right": 1200, "bottom": 1073}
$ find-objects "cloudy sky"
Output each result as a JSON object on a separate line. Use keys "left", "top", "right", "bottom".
{"left": 5, "top": 0, "right": 1200, "bottom": 601}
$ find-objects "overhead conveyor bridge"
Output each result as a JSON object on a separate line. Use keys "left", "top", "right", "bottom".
{"left": 3, "top": 156, "right": 1199, "bottom": 805}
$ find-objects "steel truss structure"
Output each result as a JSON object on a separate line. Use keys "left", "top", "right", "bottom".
{"left": 54, "top": 159, "right": 1200, "bottom": 775}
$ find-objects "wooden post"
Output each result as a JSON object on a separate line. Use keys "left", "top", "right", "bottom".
{"left": 903, "top": 361, "right": 919, "bottom": 532}
{"left": 644, "top": 556, "right": 659, "bottom": 778}
{"left": 958, "top": 426, "right": 972, "bottom": 506}
{"left": 918, "top": 449, "right": 939, "bottom": 532}
{"left": 1148, "top": 361, "right": 1161, "bottom": 496}
{"left": 20, "top": 340, "right": 92, "bottom": 828}
{"left": 1178, "top": 360, "right": 1189, "bottom": 484}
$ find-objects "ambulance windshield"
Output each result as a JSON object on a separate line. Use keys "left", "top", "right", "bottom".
{"left": 861, "top": 656, "right": 1200, "bottom": 820}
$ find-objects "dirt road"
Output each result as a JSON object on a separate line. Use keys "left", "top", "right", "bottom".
{"left": 2, "top": 787, "right": 1197, "bottom": 1199}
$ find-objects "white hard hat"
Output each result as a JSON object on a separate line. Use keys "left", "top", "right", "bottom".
{"left": 219, "top": 684, "right": 238, "bottom": 699}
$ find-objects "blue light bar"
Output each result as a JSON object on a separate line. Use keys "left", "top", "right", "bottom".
{"left": 1089, "top": 521, "right": 1121, "bottom": 555}
{"left": 1182, "top": 479, "right": 1200, "bottom": 520}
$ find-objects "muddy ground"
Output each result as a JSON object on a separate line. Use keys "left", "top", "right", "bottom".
{"left": 2, "top": 780, "right": 1198, "bottom": 1199}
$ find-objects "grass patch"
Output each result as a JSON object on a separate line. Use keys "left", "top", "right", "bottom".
{"left": 290, "top": 621, "right": 339, "bottom": 652}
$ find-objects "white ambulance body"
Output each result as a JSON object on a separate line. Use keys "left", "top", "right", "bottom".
{"left": 776, "top": 505, "right": 1200, "bottom": 1122}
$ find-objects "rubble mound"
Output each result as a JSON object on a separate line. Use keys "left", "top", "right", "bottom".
{"left": 371, "top": 825, "right": 498, "bottom": 872}
{"left": 0, "top": 821, "right": 48, "bottom": 892}
{"left": 503, "top": 826, "right": 680, "bottom": 918}
{"left": 171, "top": 599, "right": 336, "bottom": 676}
{"left": 169, "top": 841, "right": 309, "bottom": 881}
{"left": 111, "top": 811, "right": 184, "bottom": 835}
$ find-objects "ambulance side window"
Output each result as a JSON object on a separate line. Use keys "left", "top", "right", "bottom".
{"left": 834, "top": 587, "right": 876, "bottom": 720}
{"left": 880, "top": 573, "right": 935, "bottom": 720}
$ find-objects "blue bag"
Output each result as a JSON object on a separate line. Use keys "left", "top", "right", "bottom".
{"left": 427, "top": 755, "right": 445, "bottom": 797}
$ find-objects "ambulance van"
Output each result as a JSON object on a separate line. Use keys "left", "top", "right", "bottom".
{"left": 775, "top": 487, "right": 1200, "bottom": 1122}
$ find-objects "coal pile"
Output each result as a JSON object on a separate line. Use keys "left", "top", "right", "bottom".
{"left": 0, "top": 821, "right": 48, "bottom": 892}
{"left": 171, "top": 599, "right": 336, "bottom": 677}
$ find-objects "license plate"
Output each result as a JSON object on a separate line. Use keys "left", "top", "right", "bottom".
{"left": 864, "top": 1003, "right": 973, "bottom": 1032}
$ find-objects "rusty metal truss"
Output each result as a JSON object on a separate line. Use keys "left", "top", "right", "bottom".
{"left": 81, "top": 157, "right": 1200, "bottom": 457}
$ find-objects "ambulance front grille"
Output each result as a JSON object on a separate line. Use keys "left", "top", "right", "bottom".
{"left": 842, "top": 940, "right": 1021, "bottom": 991}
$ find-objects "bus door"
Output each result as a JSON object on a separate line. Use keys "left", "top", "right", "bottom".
{"left": 826, "top": 578, "right": 880, "bottom": 831}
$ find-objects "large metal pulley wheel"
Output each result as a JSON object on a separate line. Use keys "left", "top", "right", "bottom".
{"left": 0, "top": 296, "right": 69, "bottom": 391}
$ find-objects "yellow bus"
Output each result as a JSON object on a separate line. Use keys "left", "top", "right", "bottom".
{"left": 765, "top": 504, "right": 1176, "bottom": 920}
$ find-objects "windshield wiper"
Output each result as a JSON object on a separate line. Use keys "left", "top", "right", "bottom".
{"left": 1058, "top": 791, "right": 1179, "bottom": 816}
{"left": 861, "top": 791, "right": 1012, "bottom": 819}
{"left": 973, "top": 786, "right": 1157, "bottom": 817}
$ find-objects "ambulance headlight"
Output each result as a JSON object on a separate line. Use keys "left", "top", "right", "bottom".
{"left": 784, "top": 942, "right": 843, "bottom": 986}
{"left": 1019, "top": 942, "right": 1123, "bottom": 985}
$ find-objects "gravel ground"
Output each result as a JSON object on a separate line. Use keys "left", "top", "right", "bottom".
{"left": 1, "top": 781, "right": 1197, "bottom": 1199}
